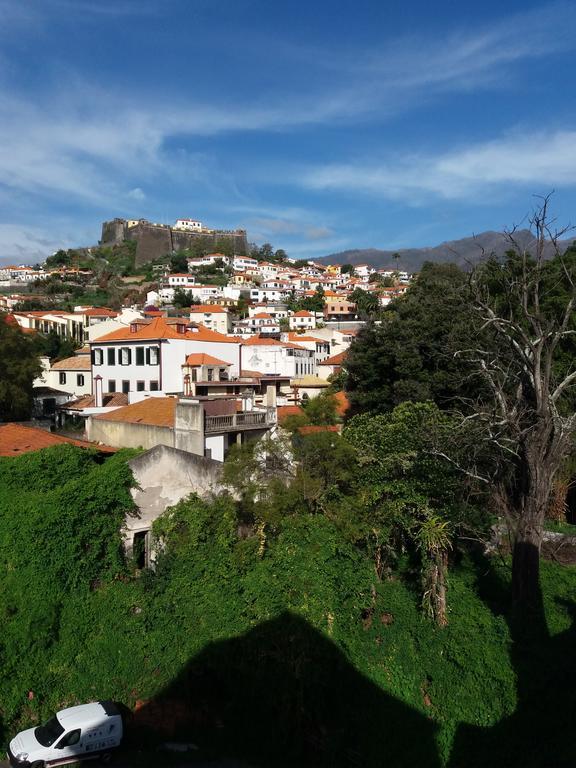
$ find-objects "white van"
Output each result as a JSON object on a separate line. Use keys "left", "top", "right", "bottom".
{"left": 8, "top": 700, "right": 123, "bottom": 767}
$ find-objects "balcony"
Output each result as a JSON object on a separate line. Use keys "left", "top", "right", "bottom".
{"left": 205, "top": 407, "right": 277, "bottom": 433}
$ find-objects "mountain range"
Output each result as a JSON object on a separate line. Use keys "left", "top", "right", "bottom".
{"left": 319, "top": 229, "right": 575, "bottom": 272}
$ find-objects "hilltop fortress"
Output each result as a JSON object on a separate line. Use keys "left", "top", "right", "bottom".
{"left": 100, "top": 217, "right": 248, "bottom": 266}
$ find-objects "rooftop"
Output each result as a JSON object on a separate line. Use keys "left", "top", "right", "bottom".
{"left": 184, "top": 353, "right": 231, "bottom": 367}
{"left": 94, "top": 316, "right": 239, "bottom": 344}
{"left": 93, "top": 397, "right": 177, "bottom": 427}
{"left": 0, "top": 423, "right": 115, "bottom": 456}
{"left": 51, "top": 356, "right": 92, "bottom": 371}
{"left": 319, "top": 351, "right": 347, "bottom": 366}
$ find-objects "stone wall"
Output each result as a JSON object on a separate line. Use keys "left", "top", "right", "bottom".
{"left": 100, "top": 218, "right": 248, "bottom": 265}
{"left": 87, "top": 418, "right": 174, "bottom": 451}
{"left": 125, "top": 444, "right": 225, "bottom": 561}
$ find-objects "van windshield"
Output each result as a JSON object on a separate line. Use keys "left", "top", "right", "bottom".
{"left": 35, "top": 715, "right": 65, "bottom": 747}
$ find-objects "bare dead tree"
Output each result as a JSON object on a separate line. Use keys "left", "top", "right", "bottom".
{"left": 460, "top": 195, "right": 576, "bottom": 611}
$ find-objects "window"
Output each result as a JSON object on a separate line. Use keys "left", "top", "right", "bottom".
{"left": 147, "top": 346, "right": 159, "bottom": 365}
{"left": 92, "top": 348, "right": 103, "bottom": 366}
{"left": 122, "top": 380, "right": 130, "bottom": 394}
{"left": 150, "top": 380, "right": 159, "bottom": 391}
{"left": 77, "top": 374, "right": 85, "bottom": 386}
{"left": 191, "top": 368, "right": 197, "bottom": 382}
{"left": 108, "top": 380, "right": 116, "bottom": 392}
{"left": 136, "top": 381, "right": 145, "bottom": 391}
{"left": 57, "top": 729, "right": 81, "bottom": 749}
{"left": 107, "top": 348, "right": 116, "bottom": 365}
{"left": 59, "top": 372, "right": 67, "bottom": 385}
{"left": 120, "top": 348, "right": 131, "bottom": 365}
{"left": 135, "top": 347, "right": 145, "bottom": 366}
{"left": 207, "top": 368, "right": 213, "bottom": 381}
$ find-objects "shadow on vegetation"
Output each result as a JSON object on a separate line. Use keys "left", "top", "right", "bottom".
{"left": 449, "top": 545, "right": 576, "bottom": 768}
{"left": 131, "top": 611, "right": 441, "bottom": 767}
{"left": 128, "top": 555, "right": 576, "bottom": 768}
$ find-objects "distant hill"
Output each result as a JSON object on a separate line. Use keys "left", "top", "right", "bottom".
{"left": 320, "top": 230, "right": 576, "bottom": 273}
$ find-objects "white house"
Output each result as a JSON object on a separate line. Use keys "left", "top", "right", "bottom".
{"left": 288, "top": 310, "right": 317, "bottom": 331}
{"left": 241, "top": 313, "right": 281, "bottom": 334}
{"left": 248, "top": 303, "right": 288, "bottom": 320}
{"left": 37, "top": 352, "right": 93, "bottom": 397}
{"left": 174, "top": 218, "right": 204, "bottom": 232}
{"left": 189, "top": 305, "right": 231, "bottom": 334}
{"left": 167, "top": 273, "right": 197, "bottom": 288}
{"left": 89, "top": 317, "right": 241, "bottom": 397}
{"left": 242, "top": 336, "right": 316, "bottom": 378}
{"left": 250, "top": 286, "right": 291, "bottom": 303}
{"left": 233, "top": 256, "right": 258, "bottom": 271}
{"left": 281, "top": 332, "right": 331, "bottom": 364}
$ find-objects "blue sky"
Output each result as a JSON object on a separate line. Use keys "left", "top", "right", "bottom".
{"left": 1, "top": 0, "right": 576, "bottom": 264}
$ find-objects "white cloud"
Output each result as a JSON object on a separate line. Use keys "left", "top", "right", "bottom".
{"left": 0, "top": 2, "right": 573, "bottom": 210}
{"left": 301, "top": 130, "right": 576, "bottom": 203}
{"left": 127, "top": 187, "right": 146, "bottom": 201}
{"left": 0, "top": 223, "right": 68, "bottom": 264}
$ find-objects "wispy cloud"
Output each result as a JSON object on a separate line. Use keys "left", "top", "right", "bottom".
{"left": 301, "top": 129, "right": 576, "bottom": 203}
{"left": 0, "top": 1, "right": 575, "bottom": 261}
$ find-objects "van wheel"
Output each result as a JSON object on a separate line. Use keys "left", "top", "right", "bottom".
{"left": 100, "top": 753, "right": 113, "bottom": 764}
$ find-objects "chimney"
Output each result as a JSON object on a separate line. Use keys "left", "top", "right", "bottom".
{"left": 94, "top": 375, "right": 103, "bottom": 408}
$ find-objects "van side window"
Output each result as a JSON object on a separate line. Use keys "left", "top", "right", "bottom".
{"left": 57, "top": 729, "right": 81, "bottom": 748}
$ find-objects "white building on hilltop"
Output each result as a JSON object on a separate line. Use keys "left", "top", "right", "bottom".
{"left": 174, "top": 218, "right": 204, "bottom": 232}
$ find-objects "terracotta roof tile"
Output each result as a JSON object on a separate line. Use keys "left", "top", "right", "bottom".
{"left": 94, "top": 317, "right": 239, "bottom": 344}
{"left": 93, "top": 397, "right": 177, "bottom": 427}
{"left": 0, "top": 423, "right": 115, "bottom": 456}
{"left": 51, "top": 356, "right": 92, "bottom": 371}
{"left": 334, "top": 390, "right": 350, "bottom": 417}
{"left": 64, "top": 392, "right": 129, "bottom": 410}
{"left": 298, "top": 425, "right": 341, "bottom": 435}
{"left": 189, "top": 305, "right": 228, "bottom": 314}
{"left": 277, "top": 405, "right": 305, "bottom": 424}
{"left": 183, "top": 353, "right": 231, "bottom": 367}
{"left": 319, "top": 351, "right": 347, "bottom": 366}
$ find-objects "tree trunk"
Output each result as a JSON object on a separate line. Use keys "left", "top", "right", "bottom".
{"left": 423, "top": 551, "right": 448, "bottom": 627}
{"left": 510, "top": 475, "right": 548, "bottom": 619}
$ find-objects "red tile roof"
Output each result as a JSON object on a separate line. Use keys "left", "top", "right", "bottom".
{"left": 0, "top": 423, "right": 115, "bottom": 456}
{"left": 189, "top": 305, "right": 228, "bottom": 314}
{"left": 64, "top": 392, "right": 129, "bottom": 411}
{"left": 298, "top": 425, "right": 340, "bottom": 435}
{"left": 277, "top": 405, "right": 305, "bottom": 424}
{"left": 243, "top": 335, "right": 306, "bottom": 350}
{"left": 94, "top": 317, "right": 239, "bottom": 344}
{"left": 183, "top": 353, "right": 231, "bottom": 367}
{"left": 93, "top": 397, "right": 177, "bottom": 427}
{"left": 81, "top": 307, "right": 118, "bottom": 317}
{"left": 292, "top": 310, "right": 314, "bottom": 317}
{"left": 51, "top": 356, "right": 92, "bottom": 371}
{"left": 334, "top": 390, "right": 350, "bottom": 418}
{"left": 319, "top": 351, "right": 347, "bottom": 366}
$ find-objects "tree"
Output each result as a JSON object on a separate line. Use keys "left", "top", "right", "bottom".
{"left": 457, "top": 197, "right": 576, "bottom": 613}
{"left": 345, "top": 263, "right": 476, "bottom": 414}
{"left": 344, "top": 402, "right": 472, "bottom": 625}
{"left": 0, "top": 318, "right": 42, "bottom": 421}
{"left": 172, "top": 287, "right": 192, "bottom": 308}
{"left": 170, "top": 252, "right": 189, "bottom": 273}
{"left": 349, "top": 287, "right": 380, "bottom": 318}
{"left": 302, "top": 392, "right": 338, "bottom": 425}
{"left": 341, "top": 264, "right": 356, "bottom": 276}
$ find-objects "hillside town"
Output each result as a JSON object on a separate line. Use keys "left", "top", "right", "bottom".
{"left": 0, "top": 224, "right": 412, "bottom": 465}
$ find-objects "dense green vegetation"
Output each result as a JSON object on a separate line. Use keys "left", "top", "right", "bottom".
{"left": 1, "top": 423, "right": 575, "bottom": 765}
